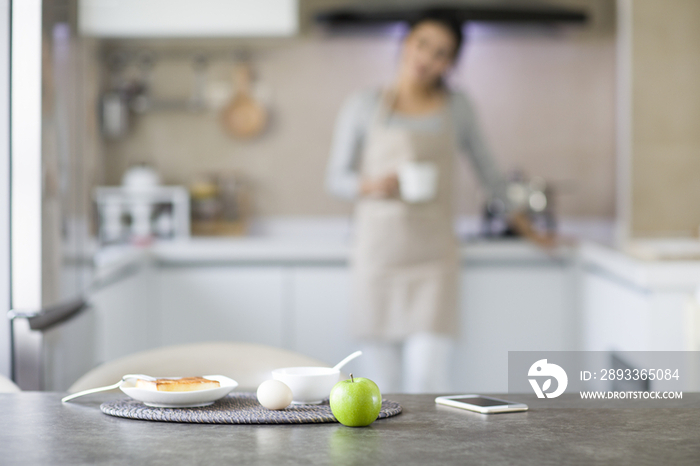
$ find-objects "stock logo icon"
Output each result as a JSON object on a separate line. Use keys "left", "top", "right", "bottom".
{"left": 528, "top": 359, "right": 568, "bottom": 399}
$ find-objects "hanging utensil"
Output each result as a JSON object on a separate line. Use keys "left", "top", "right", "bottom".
{"left": 221, "top": 62, "right": 268, "bottom": 139}
{"left": 190, "top": 53, "right": 208, "bottom": 110}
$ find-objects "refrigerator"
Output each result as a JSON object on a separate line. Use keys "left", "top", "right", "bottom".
{"left": 8, "top": 0, "right": 98, "bottom": 391}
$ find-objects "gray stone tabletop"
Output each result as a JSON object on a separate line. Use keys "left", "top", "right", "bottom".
{"left": 1, "top": 392, "right": 698, "bottom": 465}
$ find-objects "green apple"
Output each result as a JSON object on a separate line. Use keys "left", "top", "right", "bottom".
{"left": 330, "top": 374, "right": 382, "bottom": 427}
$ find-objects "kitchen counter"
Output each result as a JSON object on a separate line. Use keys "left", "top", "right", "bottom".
{"left": 87, "top": 237, "right": 581, "bottom": 394}
{"left": 90, "top": 237, "right": 579, "bottom": 305}
{"left": 94, "top": 236, "right": 700, "bottom": 292}
{"left": 580, "top": 241, "right": 700, "bottom": 292}
{"left": 84, "top": 235, "right": 700, "bottom": 385}
{"left": 152, "top": 237, "right": 573, "bottom": 264}
{"left": 94, "top": 237, "right": 572, "bottom": 280}
{"left": 1, "top": 392, "right": 698, "bottom": 465}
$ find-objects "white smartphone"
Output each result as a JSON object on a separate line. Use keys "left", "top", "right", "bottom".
{"left": 435, "top": 394, "right": 528, "bottom": 414}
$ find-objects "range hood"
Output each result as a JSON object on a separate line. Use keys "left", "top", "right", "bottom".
{"left": 316, "top": 1, "right": 587, "bottom": 27}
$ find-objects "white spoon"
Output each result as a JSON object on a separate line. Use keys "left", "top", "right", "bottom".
{"left": 333, "top": 351, "right": 363, "bottom": 372}
{"left": 61, "top": 374, "right": 155, "bottom": 403}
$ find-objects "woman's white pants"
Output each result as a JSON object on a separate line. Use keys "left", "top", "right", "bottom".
{"left": 359, "top": 332, "right": 453, "bottom": 394}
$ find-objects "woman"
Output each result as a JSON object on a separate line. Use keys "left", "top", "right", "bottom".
{"left": 326, "top": 14, "right": 549, "bottom": 393}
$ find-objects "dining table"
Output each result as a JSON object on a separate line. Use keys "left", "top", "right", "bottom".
{"left": 1, "top": 391, "right": 698, "bottom": 465}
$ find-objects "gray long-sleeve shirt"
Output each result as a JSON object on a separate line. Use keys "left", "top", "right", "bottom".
{"left": 325, "top": 88, "right": 510, "bottom": 208}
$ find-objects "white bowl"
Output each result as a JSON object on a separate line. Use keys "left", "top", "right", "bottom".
{"left": 271, "top": 367, "right": 340, "bottom": 404}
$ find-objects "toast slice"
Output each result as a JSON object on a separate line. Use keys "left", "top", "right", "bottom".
{"left": 136, "top": 377, "right": 220, "bottom": 392}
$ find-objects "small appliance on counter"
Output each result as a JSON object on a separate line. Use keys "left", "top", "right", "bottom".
{"left": 189, "top": 171, "right": 251, "bottom": 236}
{"left": 95, "top": 164, "right": 190, "bottom": 244}
{"left": 481, "top": 171, "right": 556, "bottom": 238}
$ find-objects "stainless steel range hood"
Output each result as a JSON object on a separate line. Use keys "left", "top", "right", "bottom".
{"left": 316, "top": 1, "right": 588, "bottom": 27}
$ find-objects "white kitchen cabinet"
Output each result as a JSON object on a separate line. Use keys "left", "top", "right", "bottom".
{"left": 90, "top": 262, "right": 158, "bottom": 365}
{"left": 452, "top": 261, "right": 577, "bottom": 393}
{"left": 157, "top": 266, "right": 286, "bottom": 348}
{"left": 582, "top": 267, "right": 693, "bottom": 352}
{"left": 581, "top": 269, "right": 651, "bottom": 352}
{"left": 88, "top": 238, "right": 700, "bottom": 393}
{"left": 288, "top": 266, "right": 360, "bottom": 371}
{"left": 290, "top": 262, "right": 578, "bottom": 392}
{"left": 42, "top": 305, "right": 98, "bottom": 391}
{"left": 581, "top": 266, "right": 700, "bottom": 391}
{"left": 89, "top": 241, "right": 580, "bottom": 394}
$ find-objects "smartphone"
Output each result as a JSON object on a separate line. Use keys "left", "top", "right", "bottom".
{"left": 435, "top": 394, "right": 528, "bottom": 414}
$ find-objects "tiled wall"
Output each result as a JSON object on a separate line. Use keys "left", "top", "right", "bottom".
{"left": 100, "top": 3, "right": 616, "bottom": 219}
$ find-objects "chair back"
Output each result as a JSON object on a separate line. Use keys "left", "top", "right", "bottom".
{"left": 68, "top": 341, "right": 328, "bottom": 393}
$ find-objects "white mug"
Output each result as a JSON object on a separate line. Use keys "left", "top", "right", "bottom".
{"left": 398, "top": 161, "right": 439, "bottom": 203}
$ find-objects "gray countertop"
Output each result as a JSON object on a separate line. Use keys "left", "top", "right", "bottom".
{"left": 1, "top": 392, "right": 699, "bottom": 465}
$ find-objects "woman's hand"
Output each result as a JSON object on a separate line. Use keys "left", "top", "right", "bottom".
{"left": 360, "top": 173, "right": 400, "bottom": 198}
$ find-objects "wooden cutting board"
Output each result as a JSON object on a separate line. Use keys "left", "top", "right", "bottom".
{"left": 221, "top": 62, "right": 268, "bottom": 139}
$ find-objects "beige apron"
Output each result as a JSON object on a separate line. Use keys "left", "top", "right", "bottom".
{"left": 351, "top": 90, "right": 459, "bottom": 341}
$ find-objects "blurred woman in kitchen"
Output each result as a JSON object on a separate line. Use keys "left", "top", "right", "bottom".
{"left": 326, "top": 13, "right": 552, "bottom": 393}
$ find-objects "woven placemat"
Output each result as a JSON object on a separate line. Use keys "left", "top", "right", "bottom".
{"left": 100, "top": 393, "right": 402, "bottom": 424}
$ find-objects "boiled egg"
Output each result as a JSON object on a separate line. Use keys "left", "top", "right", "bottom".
{"left": 257, "top": 379, "right": 293, "bottom": 410}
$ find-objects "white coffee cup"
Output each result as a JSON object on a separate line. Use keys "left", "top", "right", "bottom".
{"left": 398, "top": 161, "right": 439, "bottom": 203}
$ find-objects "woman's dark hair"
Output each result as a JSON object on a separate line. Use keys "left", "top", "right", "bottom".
{"left": 408, "top": 11, "right": 465, "bottom": 60}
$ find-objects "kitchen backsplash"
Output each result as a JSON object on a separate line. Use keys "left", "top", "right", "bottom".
{"left": 99, "top": 25, "right": 616, "bottom": 219}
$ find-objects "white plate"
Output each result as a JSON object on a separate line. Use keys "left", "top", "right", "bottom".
{"left": 120, "top": 375, "right": 238, "bottom": 408}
